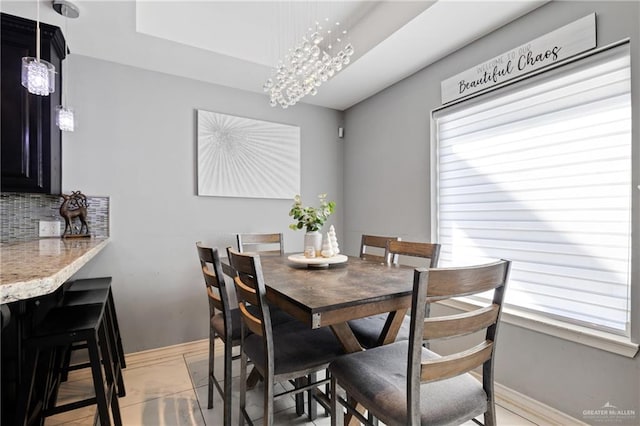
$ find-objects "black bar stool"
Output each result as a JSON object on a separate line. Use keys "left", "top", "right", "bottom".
{"left": 18, "top": 303, "right": 122, "bottom": 426}
{"left": 58, "top": 287, "right": 125, "bottom": 398}
{"left": 63, "top": 277, "right": 126, "bottom": 369}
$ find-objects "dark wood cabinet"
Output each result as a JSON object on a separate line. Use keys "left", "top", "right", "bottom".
{"left": 1, "top": 13, "right": 66, "bottom": 194}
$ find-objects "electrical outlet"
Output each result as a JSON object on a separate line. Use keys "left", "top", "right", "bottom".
{"left": 39, "top": 220, "right": 61, "bottom": 237}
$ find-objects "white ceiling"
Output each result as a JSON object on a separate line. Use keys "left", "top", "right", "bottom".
{"left": 1, "top": 0, "right": 547, "bottom": 111}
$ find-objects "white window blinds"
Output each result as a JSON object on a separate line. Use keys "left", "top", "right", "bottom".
{"left": 433, "top": 44, "right": 632, "bottom": 334}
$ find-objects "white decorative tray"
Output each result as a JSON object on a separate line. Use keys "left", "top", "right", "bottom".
{"left": 287, "top": 253, "right": 348, "bottom": 267}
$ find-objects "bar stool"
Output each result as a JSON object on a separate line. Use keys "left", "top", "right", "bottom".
{"left": 58, "top": 287, "right": 125, "bottom": 398}
{"left": 18, "top": 303, "right": 122, "bottom": 426}
{"left": 63, "top": 277, "right": 126, "bottom": 369}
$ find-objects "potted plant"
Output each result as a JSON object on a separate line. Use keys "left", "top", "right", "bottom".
{"left": 289, "top": 193, "right": 336, "bottom": 256}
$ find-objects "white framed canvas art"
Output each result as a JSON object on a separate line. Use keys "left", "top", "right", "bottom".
{"left": 197, "top": 110, "right": 300, "bottom": 199}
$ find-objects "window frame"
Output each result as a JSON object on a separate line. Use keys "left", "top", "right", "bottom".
{"left": 429, "top": 39, "right": 639, "bottom": 357}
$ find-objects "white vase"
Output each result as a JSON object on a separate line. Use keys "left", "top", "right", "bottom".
{"left": 304, "top": 231, "right": 323, "bottom": 257}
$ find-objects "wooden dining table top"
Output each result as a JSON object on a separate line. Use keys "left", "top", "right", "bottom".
{"left": 224, "top": 253, "right": 416, "bottom": 353}
{"left": 260, "top": 254, "right": 414, "bottom": 325}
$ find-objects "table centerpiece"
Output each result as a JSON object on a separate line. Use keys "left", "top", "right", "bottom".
{"left": 288, "top": 193, "right": 336, "bottom": 257}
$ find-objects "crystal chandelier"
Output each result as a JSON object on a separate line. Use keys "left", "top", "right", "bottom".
{"left": 21, "top": 0, "right": 55, "bottom": 96}
{"left": 264, "top": 19, "right": 354, "bottom": 109}
{"left": 54, "top": 0, "right": 80, "bottom": 132}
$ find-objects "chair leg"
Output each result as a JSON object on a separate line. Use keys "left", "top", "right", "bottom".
{"left": 484, "top": 362, "right": 496, "bottom": 426}
{"left": 307, "top": 373, "right": 318, "bottom": 420}
{"left": 264, "top": 369, "right": 275, "bottom": 426}
{"left": 295, "top": 378, "right": 304, "bottom": 416}
{"left": 87, "top": 331, "right": 113, "bottom": 426}
{"left": 239, "top": 349, "right": 247, "bottom": 426}
{"left": 223, "top": 337, "right": 233, "bottom": 426}
{"left": 42, "top": 347, "right": 63, "bottom": 419}
{"left": 98, "top": 322, "right": 122, "bottom": 426}
{"left": 325, "top": 370, "right": 331, "bottom": 417}
{"left": 59, "top": 344, "right": 72, "bottom": 382}
{"left": 107, "top": 290, "right": 127, "bottom": 369}
{"left": 330, "top": 375, "right": 344, "bottom": 426}
{"left": 208, "top": 331, "right": 215, "bottom": 410}
{"left": 103, "top": 304, "right": 125, "bottom": 398}
{"left": 484, "top": 396, "right": 497, "bottom": 426}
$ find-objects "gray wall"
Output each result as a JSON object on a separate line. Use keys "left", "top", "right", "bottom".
{"left": 62, "top": 55, "right": 344, "bottom": 352}
{"left": 342, "top": 0, "right": 639, "bottom": 421}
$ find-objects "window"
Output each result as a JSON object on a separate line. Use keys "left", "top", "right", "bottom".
{"left": 432, "top": 44, "right": 632, "bottom": 335}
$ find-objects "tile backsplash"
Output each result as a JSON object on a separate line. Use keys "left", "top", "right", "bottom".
{"left": 0, "top": 193, "right": 109, "bottom": 243}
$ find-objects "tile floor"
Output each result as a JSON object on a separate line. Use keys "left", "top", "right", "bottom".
{"left": 44, "top": 340, "right": 538, "bottom": 425}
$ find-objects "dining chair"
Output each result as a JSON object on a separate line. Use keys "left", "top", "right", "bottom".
{"left": 226, "top": 247, "right": 346, "bottom": 426}
{"left": 349, "top": 240, "right": 441, "bottom": 348}
{"left": 359, "top": 234, "right": 400, "bottom": 263}
{"left": 196, "top": 242, "right": 241, "bottom": 426}
{"left": 238, "top": 232, "right": 329, "bottom": 419}
{"left": 236, "top": 233, "right": 297, "bottom": 329}
{"left": 237, "top": 233, "right": 284, "bottom": 256}
{"left": 330, "top": 260, "right": 511, "bottom": 426}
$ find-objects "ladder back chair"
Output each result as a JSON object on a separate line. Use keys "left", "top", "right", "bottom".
{"left": 236, "top": 233, "right": 297, "bottom": 329}
{"left": 238, "top": 232, "right": 327, "bottom": 419}
{"left": 359, "top": 234, "right": 400, "bottom": 264}
{"left": 226, "top": 248, "right": 346, "bottom": 426}
{"left": 330, "top": 260, "right": 511, "bottom": 426}
{"left": 196, "top": 242, "right": 240, "bottom": 426}
{"left": 237, "top": 233, "right": 284, "bottom": 256}
{"left": 349, "top": 240, "right": 441, "bottom": 348}
{"left": 386, "top": 240, "right": 441, "bottom": 267}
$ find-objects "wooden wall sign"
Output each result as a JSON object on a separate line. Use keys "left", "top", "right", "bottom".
{"left": 441, "top": 13, "right": 596, "bottom": 104}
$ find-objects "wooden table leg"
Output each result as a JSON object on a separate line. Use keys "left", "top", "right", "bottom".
{"left": 378, "top": 308, "right": 408, "bottom": 346}
{"left": 246, "top": 366, "right": 261, "bottom": 390}
{"left": 328, "top": 322, "right": 367, "bottom": 425}
{"left": 329, "top": 323, "right": 363, "bottom": 353}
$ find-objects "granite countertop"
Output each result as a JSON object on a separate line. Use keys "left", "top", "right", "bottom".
{"left": 0, "top": 237, "right": 110, "bottom": 304}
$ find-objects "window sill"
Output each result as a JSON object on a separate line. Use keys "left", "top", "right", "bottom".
{"left": 437, "top": 299, "right": 639, "bottom": 358}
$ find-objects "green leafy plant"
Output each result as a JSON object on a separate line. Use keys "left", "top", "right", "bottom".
{"left": 288, "top": 193, "right": 336, "bottom": 233}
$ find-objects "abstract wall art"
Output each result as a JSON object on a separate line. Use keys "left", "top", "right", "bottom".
{"left": 197, "top": 110, "right": 300, "bottom": 199}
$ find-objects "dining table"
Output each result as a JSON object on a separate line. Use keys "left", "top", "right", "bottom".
{"left": 223, "top": 252, "right": 417, "bottom": 425}
{"left": 223, "top": 252, "right": 416, "bottom": 353}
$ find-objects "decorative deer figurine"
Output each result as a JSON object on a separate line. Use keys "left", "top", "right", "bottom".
{"left": 59, "top": 191, "right": 90, "bottom": 236}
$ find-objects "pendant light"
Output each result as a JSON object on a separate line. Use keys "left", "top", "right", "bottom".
{"left": 264, "top": 3, "right": 355, "bottom": 108}
{"left": 21, "top": 0, "right": 56, "bottom": 96}
{"left": 53, "top": 0, "right": 79, "bottom": 132}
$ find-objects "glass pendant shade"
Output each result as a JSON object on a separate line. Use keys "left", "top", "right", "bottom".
{"left": 21, "top": 57, "right": 55, "bottom": 96}
{"left": 55, "top": 105, "right": 75, "bottom": 132}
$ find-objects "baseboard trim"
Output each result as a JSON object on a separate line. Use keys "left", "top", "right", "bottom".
{"left": 125, "top": 338, "right": 210, "bottom": 367}
{"left": 470, "top": 372, "right": 587, "bottom": 425}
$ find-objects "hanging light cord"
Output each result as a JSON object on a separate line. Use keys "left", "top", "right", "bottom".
{"left": 62, "top": 14, "right": 68, "bottom": 105}
{"left": 36, "top": 0, "right": 41, "bottom": 61}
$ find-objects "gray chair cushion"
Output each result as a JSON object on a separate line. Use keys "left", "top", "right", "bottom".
{"left": 211, "top": 308, "right": 243, "bottom": 341}
{"left": 348, "top": 313, "right": 411, "bottom": 348}
{"left": 244, "top": 321, "right": 345, "bottom": 377}
{"left": 329, "top": 340, "right": 487, "bottom": 426}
